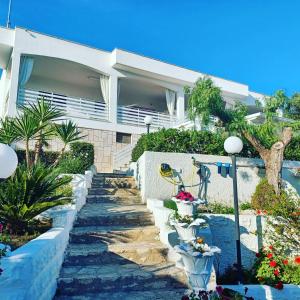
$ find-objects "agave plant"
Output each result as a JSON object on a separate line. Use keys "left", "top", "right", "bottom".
{"left": 0, "top": 163, "right": 72, "bottom": 234}
{"left": 0, "top": 118, "right": 18, "bottom": 145}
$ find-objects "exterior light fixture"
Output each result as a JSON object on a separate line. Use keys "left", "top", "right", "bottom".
{"left": 144, "top": 116, "right": 153, "bottom": 134}
{"left": 224, "top": 136, "right": 243, "bottom": 284}
{"left": 0, "top": 143, "right": 18, "bottom": 178}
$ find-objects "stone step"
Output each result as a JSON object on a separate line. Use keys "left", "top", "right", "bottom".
{"left": 57, "top": 263, "right": 187, "bottom": 295}
{"left": 88, "top": 187, "right": 139, "bottom": 195}
{"left": 55, "top": 289, "right": 188, "bottom": 300}
{"left": 74, "top": 203, "right": 153, "bottom": 227}
{"left": 70, "top": 225, "right": 159, "bottom": 244}
{"left": 94, "top": 173, "right": 133, "bottom": 179}
{"left": 86, "top": 194, "right": 141, "bottom": 204}
{"left": 63, "top": 241, "right": 168, "bottom": 266}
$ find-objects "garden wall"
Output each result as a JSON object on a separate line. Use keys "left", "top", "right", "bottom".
{"left": 136, "top": 151, "right": 300, "bottom": 204}
{"left": 0, "top": 171, "right": 94, "bottom": 300}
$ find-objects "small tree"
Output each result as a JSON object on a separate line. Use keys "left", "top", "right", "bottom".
{"left": 185, "top": 76, "right": 298, "bottom": 194}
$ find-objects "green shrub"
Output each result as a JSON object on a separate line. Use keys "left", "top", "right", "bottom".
{"left": 16, "top": 150, "right": 59, "bottom": 166}
{"left": 240, "top": 202, "right": 252, "bottom": 210}
{"left": 70, "top": 142, "right": 94, "bottom": 170}
{"left": 164, "top": 199, "right": 178, "bottom": 211}
{"left": 131, "top": 128, "right": 259, "bottom": 162}
{"left": 57, "top": 156, "right": 86, "bottom": 174}
{"left": 207, "top": 202, "right": 235, "bottom": 214}
{"left": 0, "top": 163, "right": 72, "bottom": 234}
{"left": 251, "top": 178, "right": 281, "bottom": 210}
{"left": 284, "top": 136, "right": 300, "bottom": 161}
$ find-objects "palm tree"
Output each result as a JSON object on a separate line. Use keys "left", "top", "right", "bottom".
{"left": 53, "top": 120, "right": 84, "bottom": 165}
{"left": 0, "top": 117, "right": 19, "bottom": 145}
{"left": 12, "top": 111, "right": 43, "bottom": 167}
{"left": 22, "top": 99, "right": 64, "bottom": 164}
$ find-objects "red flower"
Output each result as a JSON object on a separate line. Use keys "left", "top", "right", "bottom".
{"left": 256, "top": 209, "right": 261, "bottom": 215}
{"left": 283, "top": 259, "right": 289, "bottom": 265}
{"left": 181, "top": 296, "right": 190, "bottom": 300}
{"left": 267, "top": 253, "right": 273, "bottom": 259}
{"left": 295, "top": 257, "right": 300, "bottom": 265}
{"left": 256, "top": 253, "right": 261, "bottom": 258}
{"left": 263, "top": 210, "right": 267, "bottom": 215}
{"left": 269, "top": 246, "right": 273, "bottom": 251}
{"left": 270, "top": 261, "right": 277, "bottom": 268}
{"left": 274, "top": 269, "right": 280, "bottom": 276}
{"left": 275, "top": 281, "right": 284, "bottom": 290}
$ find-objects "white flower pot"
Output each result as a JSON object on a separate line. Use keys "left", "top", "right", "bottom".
{"left": 172, "top": 197, "right": 203, "bottom": 217}
{"left": 171, "top": 218, "right": 207, "bottom": 243}
{"left": 175, "top": 244, "right": 221, "bottom": 291}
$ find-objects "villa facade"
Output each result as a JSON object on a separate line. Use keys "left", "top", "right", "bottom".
{"left": 0, "top": 27, "right": 264, "bottom": 172}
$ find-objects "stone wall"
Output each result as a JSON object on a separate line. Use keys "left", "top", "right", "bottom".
{"left": 21, "top": 128, "right": 140, "bottom": 173}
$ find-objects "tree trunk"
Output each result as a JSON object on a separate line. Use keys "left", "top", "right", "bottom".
{"left": 25, "top": 140, "right": 31, "bottom": 167}
{"left": 53, "top": 145, "right": 66, "bottom": 166}
{"left": 242, "top": 127, "right": 292, "bottom": 194}
{"left": 34, "top": 131, "right": 42, "bottom": 165}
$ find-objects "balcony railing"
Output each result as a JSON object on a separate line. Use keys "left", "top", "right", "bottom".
{"left": 18, "top": 89, "right": 108, "bottom": 121}
{"left": 117, "top": 105, "right": 177, "bottom": 128}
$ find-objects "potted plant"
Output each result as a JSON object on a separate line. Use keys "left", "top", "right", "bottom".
{"left": 169, "top": 212, "right": 208, "bottom": 243}
{"left": 175, "top": 237, "right": 221, "bottom": 291}
{"left": 172, "top": 190, "right": 204, "bottom": 216}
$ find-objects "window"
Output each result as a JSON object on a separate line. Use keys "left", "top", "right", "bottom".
{"left": 116, "top": 132, "right": 131, "bottom": 144}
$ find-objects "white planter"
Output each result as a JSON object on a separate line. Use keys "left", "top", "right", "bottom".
{"left": 172, "top": 197, "right": 203, "bottom": 217}
{"left": 171, "top": 218, "right": 207, "bottom": 243}
{"left": 175, "top": 244, "right": 221, "bottom": 291}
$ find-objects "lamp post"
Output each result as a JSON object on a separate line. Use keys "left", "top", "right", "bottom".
{"left": 0, "top": 143, "right": 18, "bottom": 179}
{"left": 224, "top": 136, "right": 243, "bottom": 284}
{"left": 144, "top": 116, "right": 153, "bottom": 134}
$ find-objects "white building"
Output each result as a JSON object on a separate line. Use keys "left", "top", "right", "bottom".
{"left": 0, "top": 26, "right": 264, "bottom": 172}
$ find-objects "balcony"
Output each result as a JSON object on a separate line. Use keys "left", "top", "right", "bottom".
{"left": 18, "top": 89, "right": 108, "bottom": 121}
{"left": 117, "top": 105, "right": 177, "bottom": 128}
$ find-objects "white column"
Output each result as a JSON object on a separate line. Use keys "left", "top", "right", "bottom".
{"left": 108, "top": 75, "right": 118, "bottom": 124}
{"left": 6, "top": 50, "right": 21, "bottom": 117}
{"left": 176, "top": 89, "right": 185, "bottom": 123}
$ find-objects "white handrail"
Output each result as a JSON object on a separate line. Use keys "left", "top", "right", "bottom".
{"left": 18, "top": 89, "right": 108, "bottom": 121}
{"left": 113, "top": 143, "right": 135, "bottom": 170}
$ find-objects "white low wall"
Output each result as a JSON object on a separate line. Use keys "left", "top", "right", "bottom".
{"left": 0, "top": 171, "right": 94, "bottom": 300}
{"left": 137, "top": 151, "right": 300, "bottom": 204}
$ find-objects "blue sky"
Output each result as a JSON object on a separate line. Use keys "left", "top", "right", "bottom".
{"left": 0, "top": 0, "right": 299, "bottom": 95}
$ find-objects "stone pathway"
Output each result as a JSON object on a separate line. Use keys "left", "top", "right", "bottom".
{"left": 55, "top": 173, "right": 188, "bottom": 299}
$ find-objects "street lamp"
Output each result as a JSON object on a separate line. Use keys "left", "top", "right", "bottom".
{"left": 144, "top": 116, "right": 153, "bottom": 134}
{"left": 0, "top": 143, "right": 18, "bottom": 179}
{"left": 224, "top": 136, "right": 243, "bottom": 284}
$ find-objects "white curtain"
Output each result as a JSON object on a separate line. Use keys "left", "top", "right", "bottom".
{"left": 99, "top": 74, "right": 110, "bottom": 104}
{"left": 18, "top": 56, "right": 34, "bottom": 105}
{"left": 165, "top": 89, "right": 176, "bottom": 116}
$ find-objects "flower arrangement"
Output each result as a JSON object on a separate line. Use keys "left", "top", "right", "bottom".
{"left": 177, "top": 237, "right": 220, "bottom": 257}
{"left": 181, "top": 286, "right": 254, "bottom": 300}
{"left": 170, "top": 211, "right": 207, "bottom": 227}
{"left": 252, "top": 245, "right": 300, "bottom": 288}
{"left": 176, "top": 190, "right": 195, "bottom": 202}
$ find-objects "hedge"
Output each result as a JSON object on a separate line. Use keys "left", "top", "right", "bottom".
{"left": 69, "top": 142, "right": 94, "bottom": 170}
{"left": 131, "top": 128, "right": 300, "bottom": 162}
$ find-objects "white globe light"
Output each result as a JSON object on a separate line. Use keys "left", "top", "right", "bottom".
{"left": 144, "top": 116, "right": 153, "bottom": 125}
{"left": 224, "top": 136, "right": 243, "bottom": 154}
{"left": 0, "top": 143, "right": 18, "bottom": 178}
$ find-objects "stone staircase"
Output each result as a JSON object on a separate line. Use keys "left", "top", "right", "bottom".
{"left": 55, "top": 173, "right": 188, "bottom": 300}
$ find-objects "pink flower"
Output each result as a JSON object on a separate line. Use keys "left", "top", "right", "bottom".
{"left": 0, "top": 223, "right": 3, "bottom": 232}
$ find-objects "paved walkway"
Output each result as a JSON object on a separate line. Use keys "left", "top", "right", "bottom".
{"left": 55, "top": 173, "right": 187, "bottom": 299}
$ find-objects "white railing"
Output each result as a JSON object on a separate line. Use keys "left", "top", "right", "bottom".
{"left": 113, "top": 143, "right": 135, "bottom": 171}
{"left": 18, "top": 89, "right": 108, "bottom": 121}
{"left": 117, "top": 105, "right": 177, "bottom": 128}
